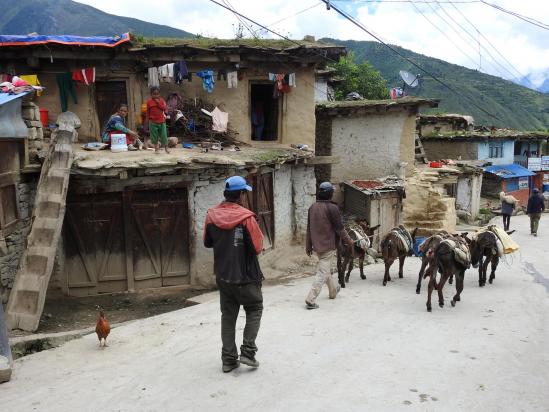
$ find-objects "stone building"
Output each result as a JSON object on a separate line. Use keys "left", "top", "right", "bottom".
{"left": 314, "top": 97, "right": 438, "bottom": 201}
{"left": 0, "top": 34, "right": 345, "bottom": 329}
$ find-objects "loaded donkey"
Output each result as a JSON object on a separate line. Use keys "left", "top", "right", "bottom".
{"left": 470, "top": 226, "right": 515, "bottom": 287}
{"left": 336, "top": 219, "right": 380, "bottom": 287}
{"left": 425, "top": 233, "right": 471, "bottom": 312}
{"left": 380, "top": 225, "right": 418, "bottom": 286}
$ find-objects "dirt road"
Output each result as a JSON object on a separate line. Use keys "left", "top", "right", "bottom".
{"left": 2, "top": 215, "right": 548, "bottom": 411}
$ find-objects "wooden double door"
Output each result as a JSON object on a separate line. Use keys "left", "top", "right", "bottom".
{"left": 63, "top": 188, "right": 190, "bottom": 296}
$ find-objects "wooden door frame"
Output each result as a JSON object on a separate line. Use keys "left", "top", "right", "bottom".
{"left": 94, "top": 77, "right": 132, "bottom": 136}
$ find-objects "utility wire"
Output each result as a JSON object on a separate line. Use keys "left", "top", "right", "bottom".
{"left": 320, "top": 0, "right": 501, "bottom": 120}
{"left": 263, "top": 2, "right": 323, "bottom": 32}
{"left": 480, "top": 0, "right": 549, "bottom": 31}
{"left": 429, "top": 1, "right": 519, "bottom": 81}
{"left": 410, "top": 1, "right": 480, "bottom": 69}
{"left": 448, "top": 1, "right": 536, "bottom": 86}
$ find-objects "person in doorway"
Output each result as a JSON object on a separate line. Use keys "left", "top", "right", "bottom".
{"left": 500, "top": 191, "right": 516, "bottom": 231}
{"left": 527, "top": 188, "right": 545, "bottom": 236}
{"left": 204, "top": 176, "right": 264, "bottom": 373}
{"left": 146, "top": 87, "right": 169, "bottom": 154}
{"left": 305, "top": 182, "right": 353, "bottom": 310}
{"left": 101, "top": 104, "right": 142, "bottom": 150}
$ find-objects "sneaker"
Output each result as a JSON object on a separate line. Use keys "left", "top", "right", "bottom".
{"left": 222, "top": 362, "right": 240, "bottom": 373}
{"left": 127, "top": 144, "right": 137, "bottom": 151}
{"left": 240, "top": 355, "right": 260, "bottom": 368}
{"left": 306, "top": 301, "right": 319, "bottom": 310}
{"left": 533, "top": 233, "right": 538, "bottom": 237}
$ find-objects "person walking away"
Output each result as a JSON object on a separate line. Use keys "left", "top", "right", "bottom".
{"left": 146, "top": 87, "right": 170, "bottom": 154}
{"left": 204, "top": 176, "right": 264, "bottom": 373}
{"left": 500, "top": 191, "right": 516, "bottom": 231}
{"left": 101, "top": 104, "right": 142, "bottom": 150}
{"left": 527, "top": 188, "right": 545, "bottom": 236}
{"left": 305, "top": 182, "right": 353, "bottom": 310}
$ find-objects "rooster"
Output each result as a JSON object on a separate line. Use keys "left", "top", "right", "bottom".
{"left": 95, "top": 306, "right": 111, "bottom": 348}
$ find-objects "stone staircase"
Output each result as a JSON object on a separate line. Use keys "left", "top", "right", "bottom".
{"left": 403, "top": 167, "right": 458, "bottom": 236}
{"left": 6, "top": 128, "right": 73, "bottom": 332}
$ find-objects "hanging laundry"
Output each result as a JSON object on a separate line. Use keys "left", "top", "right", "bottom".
{"left": 158, "top": 63, "right": 174, "bottom": 83}
{"left": 269, "top": 73, "right": 291, "bottom": 98}
{"left": 227, "top": 71, "right": 238, "bottom": 88}
{"left": 287, "top": 72, "right": 296, "bottom": 87}
{"left": 390, "top": 87, "right": 404, "bottom": 99}
{"left": 72, "top": 68, "right": 95, "bottom": 85}
{"left": 148, "top": 67, "right": 160, "bottom": 88}
{"left": 174, "top": 60, "right": 190, "bottom": 84}
{"left": 211, "top": 107, "right": 228, "bottom": 133}
{"left": 196, "top": 70, "right": 215, "bottom": 93}
{"left": 56, "top": 72, "right": 77, "bottom": 112}
{"left": 217, "top": 70, "right": 227, "bottom": 81}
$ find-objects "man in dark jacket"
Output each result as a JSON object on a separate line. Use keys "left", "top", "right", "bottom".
{"left": 305, "top": 182, "right": 353, "bottom": 310}
{"left": 527, "top": 188, "right": 545, "bottom": 236}
{"left": 204, "top": 176, "right": 264, "bottom": 373}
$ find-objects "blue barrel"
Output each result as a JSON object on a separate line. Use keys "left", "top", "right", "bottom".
{"left": 413, "top": 236, "right": 426, "bottom": 257}
{"left": 543, "top": 184, "right": 549, "bottom": 193}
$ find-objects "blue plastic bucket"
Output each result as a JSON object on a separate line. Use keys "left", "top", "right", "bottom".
{"left": 543, "top": 184, "right": 549, "bottom": 193}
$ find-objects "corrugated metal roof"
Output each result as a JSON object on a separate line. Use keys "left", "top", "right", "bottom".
{"left": 0, "top": 91, "right": 31, "bottom": 106}
{"left": 484, "top": 164, "right": 536, "bottom": 179}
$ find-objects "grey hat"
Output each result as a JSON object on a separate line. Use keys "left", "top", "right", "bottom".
{"left": 319, "top": 181, "right": 335, "bottom": 192}
{"left": 533, "top": 187, "right": 540, "bottom": 193}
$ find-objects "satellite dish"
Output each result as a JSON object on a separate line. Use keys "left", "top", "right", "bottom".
{"left": 399, "top": 70, "right": 421, "bottom": 88}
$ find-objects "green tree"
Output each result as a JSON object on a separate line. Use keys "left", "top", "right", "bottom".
{"left": 331, "top": 52, "right": 389, "bottom": 100}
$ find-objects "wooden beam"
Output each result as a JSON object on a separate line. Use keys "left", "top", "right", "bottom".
{"left": 304, "top": 155, "right": 340, "bottom": 165}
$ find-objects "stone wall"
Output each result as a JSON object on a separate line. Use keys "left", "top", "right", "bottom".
{"left": 322, "top": 110, "right": 414, "bottom": 202}
{"left": 21, "top": 101, "right": 45, "bottom": 164}
{"left": 422, "top": 140, "right": 478, "bottom": 161}
{"left": 0, "top": 177, "right": 37, "bottom": 303}
{"left": 189, "top": 164, "right": 316, "bottom": 287}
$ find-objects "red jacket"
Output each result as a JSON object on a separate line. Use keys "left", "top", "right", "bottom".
{"left": 204, "top": 202, "right": 264, "bottom": 283}
{"left": 146, "top": 97, "right": 167, "bottom": 124}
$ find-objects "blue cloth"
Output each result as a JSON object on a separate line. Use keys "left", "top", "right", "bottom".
{"left": 101, "top": 114, "right": 130, "bottom": 143}
{"left": 527, "top": 193, "right": 545, "bottom": 214}
{"left": 174, "top": 61, "right": 189, "bottom": 84}
{"left": 0, "top": 33, "right": 130, "bottom": 47}
{"left": 0, "top": 91, "right": 31, "bottom": 106}
{"left": 196, "top": 70, "right": 215, "bottom": 93}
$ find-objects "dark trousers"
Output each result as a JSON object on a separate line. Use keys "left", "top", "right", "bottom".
{"left": 502, "top": 214, "right": 511, "bottom": 231}
{"left": 217, "top": 280, "right": 263, "bottom": 365}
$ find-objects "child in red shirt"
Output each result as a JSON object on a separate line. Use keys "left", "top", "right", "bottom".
{"left": 146, "top": 87, "right": 169, "bottom": 154}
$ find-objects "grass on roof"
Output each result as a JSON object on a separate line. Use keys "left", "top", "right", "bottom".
{"left": 132, "top": 35, "right": 334, "bottom": 50}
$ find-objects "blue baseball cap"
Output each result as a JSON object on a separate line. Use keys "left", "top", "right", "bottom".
{"left": 225, "top": 176, "right": 252, "bottom": 192}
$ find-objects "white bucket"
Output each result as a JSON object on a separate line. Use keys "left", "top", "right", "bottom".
{"left": 110, "top": 133, "right": 128, "bottom": 152}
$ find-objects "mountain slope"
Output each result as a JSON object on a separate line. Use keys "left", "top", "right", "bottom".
{"left": 323, "top": 39, "right": 549, "bottom": 130}
{"left": 0, "top": 0, "right": 193, "bottom": 38}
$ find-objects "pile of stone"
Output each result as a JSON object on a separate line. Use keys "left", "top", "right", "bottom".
{"left": 21, "top": 101, "right": 45, "bottom": 164}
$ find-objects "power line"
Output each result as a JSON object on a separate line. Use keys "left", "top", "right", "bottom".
{"left": 320, "top": 0, "right": 501, "bottom": 120}
{"left": 445, "top": 1, "right": 534, "bottom": 86}
{"left": 480, "top": 0, "right": 549, "bottom": 31}
{"left": 429, "top": 1, "right": 520, "bottom": 81}
{"left": 410, "top": 1, "right": 480, "bottom": 69}
{"left": 263, "top": 2, "right": 323, "bottom": 32}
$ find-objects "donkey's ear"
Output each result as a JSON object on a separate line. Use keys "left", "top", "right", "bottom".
{"left": 411, "top": 227, "right": 419, "bottom": 237}
{"left": 460, "top": 232, "right": 469, "bottom": 238}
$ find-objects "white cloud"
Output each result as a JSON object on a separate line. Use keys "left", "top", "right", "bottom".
{"left": 75, "top": 0, "right": 549, "bottom": 86}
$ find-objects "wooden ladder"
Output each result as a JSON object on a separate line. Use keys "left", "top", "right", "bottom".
{"left": 415, "top": 134, "right": 428, "bottom": 164}
{"left": 6, "top": 128, "right": 73, "bottom": 332}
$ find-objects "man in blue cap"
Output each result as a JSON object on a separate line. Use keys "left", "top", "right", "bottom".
{"left": 527, "top": 187, "right": 545, "bottom": 236}
{"left": 305, "top": 182, "right": 353, "bottom": 309}
{"left": 204, "top": 176, "right": 264, "bottom": 373}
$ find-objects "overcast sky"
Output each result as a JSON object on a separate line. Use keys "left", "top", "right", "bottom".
{"left": 76, "top": 0, "right": 549, "bottom": 86}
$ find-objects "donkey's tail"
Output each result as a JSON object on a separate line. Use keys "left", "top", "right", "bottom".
{"left": 382, "top": 238, "right": 392, "bottom": 259}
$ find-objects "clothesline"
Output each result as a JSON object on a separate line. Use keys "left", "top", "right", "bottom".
{"left": 147, "top": 61, "right": 297, "bottom": 95}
